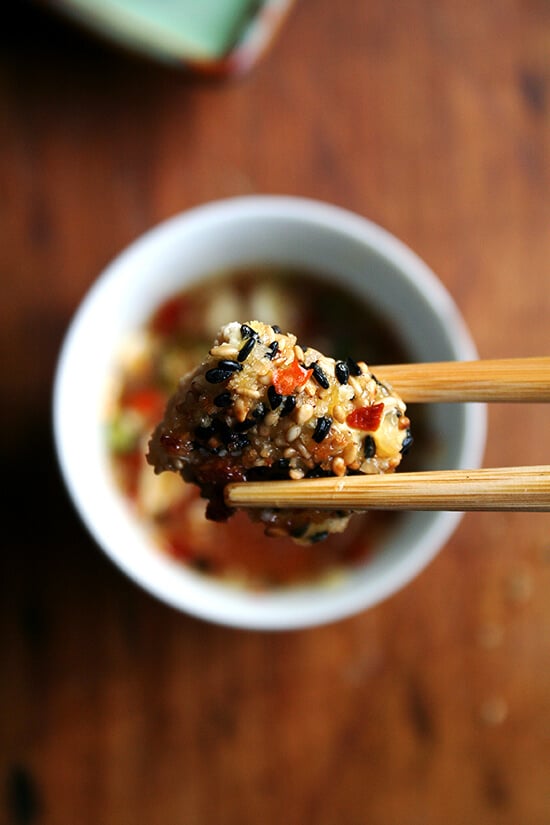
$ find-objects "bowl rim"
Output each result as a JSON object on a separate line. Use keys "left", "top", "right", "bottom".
{"left": 53, "top": 195, "right": 487, "bottom": 630}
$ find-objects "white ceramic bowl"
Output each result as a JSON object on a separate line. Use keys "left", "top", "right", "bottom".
{"left": 53, "top": 196, "right": 486, "bottom": 630}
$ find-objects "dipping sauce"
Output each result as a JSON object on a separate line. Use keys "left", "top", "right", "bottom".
{"left": 106, "top": 266, "right": 428, "bottom": 589}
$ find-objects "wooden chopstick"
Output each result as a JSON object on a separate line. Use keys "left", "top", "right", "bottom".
{"left": 225, "top": 358, "right": 550, "bottom": 512}
{"left": 370, "top": 356, "right": 550, "bottom": 403}
{"left": 225, "top": 466, "right": 550, "bottom": 512}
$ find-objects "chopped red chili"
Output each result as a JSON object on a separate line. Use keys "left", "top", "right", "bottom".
{"left": 273, "top": 359, "right": 313, "bottom": 395}
{"left": 149, "top": 295, "right": 188, "bottom": 336}
{"left": 346, "top": 402, "right": 384, "bottom": 432}
{"left": 121, "top": 388, "right": 166, "bottom": 420}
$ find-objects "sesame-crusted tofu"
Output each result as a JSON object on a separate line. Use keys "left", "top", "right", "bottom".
{"left": 147, "top": 321, "right": 412, "bottom": 544}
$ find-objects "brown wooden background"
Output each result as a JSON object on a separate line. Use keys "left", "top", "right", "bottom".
{"left": 1, "top": 2, "right": 549, "bottom": 823}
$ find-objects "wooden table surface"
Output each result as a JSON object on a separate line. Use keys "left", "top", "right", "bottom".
{"left": 2, "top": 2, "right": 549, "bottom": 823}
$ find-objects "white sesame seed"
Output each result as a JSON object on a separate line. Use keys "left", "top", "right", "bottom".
{"left": 234, "top": 398, "right": 247, "bottom": 422}
{"left": 296, "top": 440, "right": 311, "bottom": 459}
{"left": 343, "top": 444, "right": 356, "bottom": 465}
{"left": 295, "top": 403, "right": 314, "bottom": 424}
{"left": 339, "top": 384, "right": 354, "bottom": 402}
{"left": 398, "top": 414, "right": 411, "bottom": 430}
{"left": 333, "top": 404, "right": 346, "bottom": 423}
{"left": 287, "top": 424, "right": 302, "bottom": 443}
{"left": 239, "top": 387, "right": 261, "bottom": 400}
{"left": 348, "top": 376, "right": 364, "bottom": 396}
{"left": 209, "top": 344, "right": 239, "bottom": 358}
{"left": 289, "top": 468, "right": 305, "bottom": 480}
{"left": 359, "top": 460, "right": 377, "bottom": 474}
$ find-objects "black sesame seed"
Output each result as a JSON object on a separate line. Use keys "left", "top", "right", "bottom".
{"left": 191, "top": 440, "right": 212, "bottom": 453}
{"left": 205, "top": 367, "right": 233, "bottom": 383}
{"left": 245, "top": 465, "right": 272, "bottom": 481}
{"left": 268, "top": 385, "right": 283, "bottom": 410}
{"left": 237, "top": 336, "right": 256, "bottom": 362}
{"left": 265, "top": 341, "right": 279, "bottom": 360}
{"left": 312, "top": 416, "right": 332, "bottom": 443}
{"left": 245, "top": 458, "right": 290, "bottom": 481}
{"left": 309, "top": 530, "right": 329, "bottom": 544}
{"left": 346, "top": 356, "right": 362, "bottom": 376}
{"left": 280, "top": 395, "right": 297, "bottom": 417}
{"left": 305, "top": 465, "right": 332, "bottom": 479}
{"left": 272, "top": 458, "right": 291, "bottom": 476}
{"left": 309, "top": 361, "right": 330, "bottom": 389}
{"left": 335, "top": 360, "right": 350, "bottom": 384}
{"left": 400, "top": 429, "right": 414, "bottom": 455}
{"left": 271, "top": 324, "right": 282, "bottom": 333}
{"left": 252, "top": 402, "right": 266, "bottom": 420}
{"left": 213, "top": 390, "right": 232, "bottom": 407}
{"left": 195, "top": 424, "right": 216, "bottom": 441}
{"left": 240, "top": 323, "right": 258, "bottom": 339}
{"left": 205, "top": 359, "right": 243, "bottom": 383}
{"left": 229, "top": 433, "right": 250, "bottom": 451}
{"left": 233, "top": 419, "right": 256, "bottom": 432}
{"left": 218, "top": 359, "right": 242, "bottom": 372}
{"left": 364, "top": 434, "right": 376, "bottom": 458}
{"left": 212, "top": 418, "right": 232, "bottom": 445}
{"left": 371, "top": 373, "right": 390, "bottom": 392}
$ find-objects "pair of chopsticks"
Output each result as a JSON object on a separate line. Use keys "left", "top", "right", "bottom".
{"left": 225, "top": 357, "right": 550, "bottom": 513}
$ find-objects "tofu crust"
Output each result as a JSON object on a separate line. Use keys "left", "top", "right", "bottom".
{"left": 147, "top": 321, "right": 412, "bottom": 543}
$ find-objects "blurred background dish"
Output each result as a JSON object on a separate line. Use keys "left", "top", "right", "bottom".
{"left": 53, "top": 195, "right": 486, "bottom": 630}
{"left": 38, "top": 0, "right": 297, "bottom": 75}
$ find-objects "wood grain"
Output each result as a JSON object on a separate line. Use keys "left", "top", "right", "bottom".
{"left": 227, "top": 466, "right": 550, "bottom": 512}
{"left": 1, "top": 2, "right": 550, "bottom": 825}
{"left": 373, "top": 356, "right": 550, "bottom": 402}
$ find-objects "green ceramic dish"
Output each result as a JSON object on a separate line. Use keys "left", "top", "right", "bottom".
{"left": 47, "top": 0, "right": 296, "bottom": 74}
